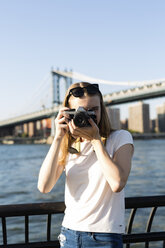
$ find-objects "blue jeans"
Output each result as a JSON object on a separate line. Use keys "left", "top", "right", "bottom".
{"left": 58, "top": 226, "right": 123, "bottom": 248}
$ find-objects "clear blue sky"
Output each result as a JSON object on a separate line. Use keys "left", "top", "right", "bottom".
{"left": 0, "top": 0, "right": 165, "bottom": 120}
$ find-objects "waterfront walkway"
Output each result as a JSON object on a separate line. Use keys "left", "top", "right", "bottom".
{"left": 0, "top": 132, "right": 165, "bottom": 145}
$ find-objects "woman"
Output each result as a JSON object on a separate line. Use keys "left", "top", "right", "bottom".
{"left": 38, "top": 82, "right": 134, "bottom": 248}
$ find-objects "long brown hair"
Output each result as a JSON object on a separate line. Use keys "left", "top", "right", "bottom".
{"left": 58, "top": 82, "right": 112, "bottom": 166}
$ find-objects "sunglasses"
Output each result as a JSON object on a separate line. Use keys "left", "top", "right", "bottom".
{"left": 67, "top": 84, "right": 100, "bottom": 102}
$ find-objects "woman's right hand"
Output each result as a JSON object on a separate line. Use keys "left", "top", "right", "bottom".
{"left": 54, "top": 107, "right": 70, "bottom": 139}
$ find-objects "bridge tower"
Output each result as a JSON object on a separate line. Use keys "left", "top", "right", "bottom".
{"left": 51, "top": 68, "right": 73, "bottom": 136}
{"left": 51, "top": 68, "right": 73, "bottom": 105}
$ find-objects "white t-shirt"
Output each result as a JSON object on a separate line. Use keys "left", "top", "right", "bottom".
{"left": 62, "top": 130, "right": 133, "bottom": 233}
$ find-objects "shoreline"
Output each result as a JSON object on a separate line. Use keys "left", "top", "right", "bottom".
{"left": 0, "top": 137, "right": 49, "bottom": 145}
{"left": 132, "top": 132, "right": 165, "bottom": 139}
{"left": 0, "top": 133, "right": 165, "bottom": 144}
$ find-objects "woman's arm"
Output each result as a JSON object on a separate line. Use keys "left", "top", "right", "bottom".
{"left": 37, "top": 137, "right": 64, "bottom": 193}
{"left": 68, "top": 119, "right": 133, "bottom": 193}
{"left": 37, "top": 108, "right": 69, "bottom": 193}
{"left": 91, "top": 138, "right": 133, "bottom": 192}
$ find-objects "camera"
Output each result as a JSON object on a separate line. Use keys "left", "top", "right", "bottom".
{"left": 65, "top": 107, "right": 97, "bottom": 127}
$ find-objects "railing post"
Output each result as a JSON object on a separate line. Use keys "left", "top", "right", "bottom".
{"left": 25, "top": 215, "right": 29, "bottom": 243}
{"left": 125, "top": 208, "right": 137, "bottom": 248}
{"left": 145, "top": 207, "right": 158, "bottom": 248}
{"left": 47, "top": 213, "right": 52, "bottom": 241}
{"left": 2, "top": 217, "right": 7, "bottom": 245}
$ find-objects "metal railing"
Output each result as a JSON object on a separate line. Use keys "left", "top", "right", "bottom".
{"left": 124, "top": 195, "right": 165, "bottom": 247}
{"left": 0, "top": 195, "right": 165, "bottom": 248}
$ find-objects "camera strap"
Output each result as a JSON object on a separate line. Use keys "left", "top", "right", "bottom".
{"left": 68, "top": 137, "right": 106, "bottom": 154}
{"left": 68, "top": 137, "right": 81, "bottom": 154}
{"left": 74, "top": 137, "right": 81, "bottom": 153}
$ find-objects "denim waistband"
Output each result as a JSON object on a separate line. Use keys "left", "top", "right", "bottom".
{"left": 61, "top": 226, "right": 122, "bottom": 236}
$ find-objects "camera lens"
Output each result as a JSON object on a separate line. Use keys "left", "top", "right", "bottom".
{"left": 73, "top": 112, "right": 89, "bottom": 127}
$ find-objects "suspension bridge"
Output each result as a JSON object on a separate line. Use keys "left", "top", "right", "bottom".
{"left": 0, "top": 69, "right": 165, "bottom": 138}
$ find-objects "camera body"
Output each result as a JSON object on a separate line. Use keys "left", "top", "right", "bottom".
{"left": 65, "top": 107, "right": 97, "bottom": 127}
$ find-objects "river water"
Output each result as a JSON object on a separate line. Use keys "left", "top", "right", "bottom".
{"left": 0, "top": 139, "right": 165, "bottom": 247}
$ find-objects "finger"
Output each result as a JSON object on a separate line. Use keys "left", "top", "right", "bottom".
{"left": 88, "top": 118, "right": 97, "bottom": 127}
{"left": 56, "top": 111, "right": 63, "bottom": 120}
{"left": 68, "top": 121, "right": 74, "bottom": 133}
{"left": 69, "top": 121, "right": 80, "bottom": 136}
{"left": 56, "top": 114, "right": 70, "bottom": 126}
{"left": 57, "top": 107, "right": 70, "bottom": 120}
{"left": 71, "top": 134, "right": 79, "bottom": 139}
{"left": 58, "top": 116, "right": 69, "bottom": 124}
{"left": 70, "top": 119, "right": 77, "bottom": 129}
{"left": 63, "top": 111, "right": 70, "bottom": 119}
{"left": 70, "top": 120, "right": 83, "bottom": 134}
{"left": 60, "top": 123, "right": 68, "bottom": 129}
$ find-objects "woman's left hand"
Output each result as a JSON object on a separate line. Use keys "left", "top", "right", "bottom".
{"left": 68, "top": 118, "right": 100, "bottom": 141}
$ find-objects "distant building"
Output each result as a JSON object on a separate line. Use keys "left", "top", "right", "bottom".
{"left": 121, "top": 119, "right": 128, "bottom": 130}
{"left": 156, "top": 103, "right": 165, "bottom": 132}
{"left": 150, "top": 119, "right": 156, "bottom": 133}
{"left": 128, "top": 102, "right": 150, "bottom": 133}
{"left": 106, "top": 107, "right": 121, "bottom": 130}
